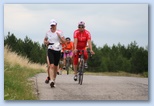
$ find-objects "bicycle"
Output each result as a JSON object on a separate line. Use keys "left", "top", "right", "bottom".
{"left": 77, "top": 49, "right": 92, "bottom": 85}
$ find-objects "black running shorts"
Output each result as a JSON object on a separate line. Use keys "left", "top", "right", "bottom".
{"left": 48, "top": 49, "right": 61, "bottom": 66}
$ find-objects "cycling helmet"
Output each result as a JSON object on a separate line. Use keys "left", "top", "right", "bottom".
{"left": 78, "top": 21, "right": 85, "bottom": 27}
{"left": 66, "top": 37, "right": 71, "bottom": 41}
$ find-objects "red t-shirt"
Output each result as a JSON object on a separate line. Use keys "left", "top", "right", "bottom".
{"left": 74, "top": 29, "right": 91, "bottom": 50}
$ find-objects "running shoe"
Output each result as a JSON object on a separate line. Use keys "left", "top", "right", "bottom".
{"left": 45, "top": 77, "right": 50, "bottom": 84}
{"left": 74, "top": 75, "right": 77, "bottom": 81}
{"left": 57, "top": 72, "right": 60, "bottom": 75}
{"left": 50, "top": 81, "right": 55, "bottom": 88}
{"left": 63, "top": 66, "right": 66, "bottom": 69}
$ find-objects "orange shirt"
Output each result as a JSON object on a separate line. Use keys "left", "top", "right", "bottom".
{"left": 64, "top": 41, "right": 73, "bottom": 51}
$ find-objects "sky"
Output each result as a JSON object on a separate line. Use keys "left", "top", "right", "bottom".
{"left": 4, "top": 4, "right": 148, "bottom": 48}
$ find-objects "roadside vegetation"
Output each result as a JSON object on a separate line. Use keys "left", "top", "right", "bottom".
{"left": 4, "top": 47, "right": 45, "bottom": 100}
{"left": 64, "top": 69, "right": 147, "bottom": 78}
{"left": 85, "top": 71, "right": 148, "bottom": 78}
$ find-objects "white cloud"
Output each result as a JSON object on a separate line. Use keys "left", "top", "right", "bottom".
{"left": 4, "top": 4, "right": 148, "bottom": 47}
{"left": 5, "top": 4, "right": 35, "bottom": 31}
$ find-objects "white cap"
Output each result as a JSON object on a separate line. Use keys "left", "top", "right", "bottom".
{"left": 50, "top": 19, "right": 57, "bottom": 25}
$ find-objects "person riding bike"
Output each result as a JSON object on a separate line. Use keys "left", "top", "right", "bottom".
{"left": 63, "top": 37, "right": 73, "bottom": 69}
{"left": 73, "top": 21, "right": 95, "bottom": 81}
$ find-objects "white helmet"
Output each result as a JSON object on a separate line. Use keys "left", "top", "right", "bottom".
{"left": 78, "top": 21, "right": 85, "bottom": 26}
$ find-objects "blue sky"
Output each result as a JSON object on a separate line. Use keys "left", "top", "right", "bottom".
{"left": 4, "top": 4, "right": 148, "bottom": 48}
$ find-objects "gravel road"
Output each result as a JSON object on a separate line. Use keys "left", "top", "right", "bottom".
{"left": 33, "top": 73, "right": 148, "bottom": 100}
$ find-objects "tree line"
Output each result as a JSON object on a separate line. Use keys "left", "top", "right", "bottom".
{"left": 4, "top": 32, "right": 148, "bottom": 75}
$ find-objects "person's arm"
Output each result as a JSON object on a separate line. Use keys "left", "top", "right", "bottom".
{"left": 62, "top": 43, "right": 66, "bottom": 49}
{"left": 73, "top": 31, "right": 78, "bottom": 54}
{"left": 87, "top": 40, "right": 92, "bottom": 50}
{"left": 44, "top": 37, "right": 49, "bottom": 46}
{"left": 71, "top": 42, "right": 74, "bottom": 51}
{"left": 56, "top": 32, "right": 66, "bottom": 43}
{"left": 74, "top": 38, "right": 77, "bottom": 50}
{"left": 87, "top": 40, "right": 95, "bottom": 54}
{"left": 87, "top": 31, "right": 95, "bottom": 54}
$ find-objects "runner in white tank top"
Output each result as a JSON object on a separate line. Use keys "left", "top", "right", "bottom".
{"left": 44, "top": 19, "right": 65, "bottom": 88}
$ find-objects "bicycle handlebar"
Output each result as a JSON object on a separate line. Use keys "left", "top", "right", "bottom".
{"left": 77, "top": 49, "right": 92, "bottom": 57}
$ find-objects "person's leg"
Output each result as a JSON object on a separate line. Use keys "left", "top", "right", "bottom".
{"left": 49, "top": 64, "right": 55, "bottom": 87}
{"left": 45, "top": 56, "right": 51, "bottom": 83}
{"left": 48, "top": 49, "right": 55, "bottom": 87}
{"left": 54, "top": 66, "right": 58, "bottom": 80}
{"left": 69, "top": 51, "right": 73, "bottom": 65}
{"left": 84, "top": 50, "right": 88, "bottom": 68}
{"left": 47, "top": 56, "right": 50, "bottom": 77}
{"left": 58, "top": 52, "right": 63, "bottom": 74}
{"left": 59, "top": 58, "right": 63, "bottom": 75}
{"left": 51, "top": 51, "right": 61, "bottom": 85}
{"left": 57, "top": 65, "right": 60, "bottom": 75}
{"left": 49, "top": 64, "right": 54, "bottom": 81}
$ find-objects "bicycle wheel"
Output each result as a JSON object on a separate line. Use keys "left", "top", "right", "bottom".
{"left": 79, "top": 73, "right": 83, "bottom": 85}
{"left": 78, "top": 72, "right": 81, "bottom": 84}
{"left": 80, "top": 65, "right": 84, "bottom": 85}
{"left": 66, "top": 63, "right": 69, "bottom": 75}
{"left": 66, "top": 58, "right": 70, "bottom": 75}
{"left": 78, "top": 64, "right": 81, "bottom": 84}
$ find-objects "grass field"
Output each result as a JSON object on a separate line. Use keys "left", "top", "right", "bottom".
{"left": 4, "top": 47, "right": 46, "bottom": 100}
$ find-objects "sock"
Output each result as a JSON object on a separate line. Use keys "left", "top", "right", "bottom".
{"left": 50, "top": 79, "right": 54, "bottom": 83}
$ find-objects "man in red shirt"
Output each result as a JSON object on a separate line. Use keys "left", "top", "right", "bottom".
{"left": 73, "top": 21, "right": 95, "bottom": 81}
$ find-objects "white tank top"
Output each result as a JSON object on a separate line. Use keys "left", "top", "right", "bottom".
{"left": 45, "top": 30, "right": 63, "bottom": 51}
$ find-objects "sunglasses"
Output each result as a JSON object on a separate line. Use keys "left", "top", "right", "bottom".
{"left": 78, "top": 25, "right": 84, "bottom": 28}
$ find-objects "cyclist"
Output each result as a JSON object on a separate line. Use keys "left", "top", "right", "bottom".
{"left": 44, "top": 19, "right": 65, "bottom": 87}
{"left": 73, "top": 21, "right": 95, "bottom": 81}
{"left": 63, "top": 37, "right": 73, "bottom": 69}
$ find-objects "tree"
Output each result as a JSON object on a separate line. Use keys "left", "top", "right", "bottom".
{"left": 4, "top": 32, "right": 148, "bottom": 75}
{"left": 4, "top": 33, "right": 17, "bottom": 51}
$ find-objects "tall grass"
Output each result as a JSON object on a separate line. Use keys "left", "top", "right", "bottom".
{"left": 4, "top": 46, "right": 46, "bottom": 100}
{"left": 4, "top": 46, "right": 46, "bottom": 70}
